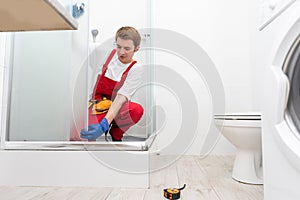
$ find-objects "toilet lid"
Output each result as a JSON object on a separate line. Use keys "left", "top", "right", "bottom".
{"left": 214, "top": 112, "right": 261, "bottom": 120}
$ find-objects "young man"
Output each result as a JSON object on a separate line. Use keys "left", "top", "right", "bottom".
{"left": 80, "top": 26, "right": 144, "bottom": 141}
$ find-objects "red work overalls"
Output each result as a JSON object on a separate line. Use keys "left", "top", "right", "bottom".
{"left": 89, "top": 49, "right": 144, "bottom": 141}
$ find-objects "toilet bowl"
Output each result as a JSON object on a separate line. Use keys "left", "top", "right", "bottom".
{"left": 214, "top": 113, "right": 263, "bottom": 185}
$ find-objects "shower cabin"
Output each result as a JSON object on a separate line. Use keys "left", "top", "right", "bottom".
{"left": 0, "top": 0, "right": 154, "bottom": 187}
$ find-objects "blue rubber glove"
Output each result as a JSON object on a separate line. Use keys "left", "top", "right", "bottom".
{"left": 80, "top": 118, "right": 109, "bottom": 140}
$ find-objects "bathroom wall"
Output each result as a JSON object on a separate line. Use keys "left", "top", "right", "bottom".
{"left": 249, "top": 0, "right": 267, "bottom": 112}
{"left": 89, "top": 0, "right": 149, "bottom": 43}
{"left": 152, "top": 0, "right": 260, "bottom": 155}
{"left": 153, "top": 0, "right": 254, "bottom": 112}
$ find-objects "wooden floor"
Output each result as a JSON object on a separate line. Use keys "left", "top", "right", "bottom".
{"left": 0, "top": 155, "right": 263, "bottom": 200}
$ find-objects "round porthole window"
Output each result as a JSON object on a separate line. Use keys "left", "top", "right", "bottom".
{"left": 284, "top": 35, "right": 300, "bottom": 134}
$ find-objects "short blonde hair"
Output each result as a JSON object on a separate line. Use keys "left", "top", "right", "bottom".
{"left": 115, "top": 26, "right": 141, "bottom": 48}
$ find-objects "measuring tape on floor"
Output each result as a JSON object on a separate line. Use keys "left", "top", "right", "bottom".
{"left": 163, "top": 184, "right": 186, "bottom": 199}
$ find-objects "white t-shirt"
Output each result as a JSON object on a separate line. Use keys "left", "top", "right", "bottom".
{"left": 93, "top": 53, "right": 144, "bottom": 100}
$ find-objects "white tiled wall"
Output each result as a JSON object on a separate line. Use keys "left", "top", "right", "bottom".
{"left": 152, "top": 0, "right": 257, "bottom": 155}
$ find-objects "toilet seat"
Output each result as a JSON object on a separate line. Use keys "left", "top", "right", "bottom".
{"left": 214, "top": 113, "right": 261, "bottom": 127}
{"left": 214, "top": 112, "right": 261, "bottom": 120}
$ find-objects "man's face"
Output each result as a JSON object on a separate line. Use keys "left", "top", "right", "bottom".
{"left": 116, "top": 37, "right": 138, "bottom": 64}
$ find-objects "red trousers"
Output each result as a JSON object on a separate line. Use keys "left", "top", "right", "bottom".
{"left": 88, "top": 101, "right": 144, "bottom": 140}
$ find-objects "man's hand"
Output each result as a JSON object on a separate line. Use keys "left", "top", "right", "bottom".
{"left": 80, "top": 118, "right": 109, "bottom": 140}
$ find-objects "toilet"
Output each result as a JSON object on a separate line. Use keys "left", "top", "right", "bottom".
{"left": 214, "top": 113, "right": 263, "bottom": 185}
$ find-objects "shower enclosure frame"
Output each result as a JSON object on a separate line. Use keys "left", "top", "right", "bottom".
{"left": 0, "top": 0, "right": 153, "bottom": 188}
{"left": 0, "top": 0, "right": 155, "bottom": 152}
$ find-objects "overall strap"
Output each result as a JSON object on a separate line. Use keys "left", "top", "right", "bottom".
{"left": 118, "top": 60, "right": 137, "bottom": 84}
{"left": 92, "top": 49, "right": 116, "bottom": 100}
{"left": 123, "top": 61, "right": 137, "bottom": 76}
{"left": 102, "top": 49, "right": 117, "bottom": 73}
{"left": 110, "top": 60, "right": 137, "bottom": 100}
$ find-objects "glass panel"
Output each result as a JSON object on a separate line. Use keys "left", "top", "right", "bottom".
{"left": 8, "top": 32, "right": 72, "bottom": 141}
{"left": 5, "top": 0, "right": 153, "bottom": 144}
{"left": 7, "top": 0, "right": 89, "bottom": 142}
{"left": 122, "top": 29, "right": 153, "bottom": 140}
{"left": 88, "top": 0, "right": 154, "bottom": 141}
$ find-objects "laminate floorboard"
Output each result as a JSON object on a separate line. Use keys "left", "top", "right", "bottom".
{"left": 0, "top": 155, "right": 263, "bottom": 200}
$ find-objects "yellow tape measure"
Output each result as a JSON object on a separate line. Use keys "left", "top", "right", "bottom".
{"left": 163, "top": 184, "right": 186, "bottom": 199}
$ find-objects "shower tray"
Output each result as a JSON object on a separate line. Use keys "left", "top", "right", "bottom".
{"left": 2, "top": 134, "right": 156, "bottom": 151}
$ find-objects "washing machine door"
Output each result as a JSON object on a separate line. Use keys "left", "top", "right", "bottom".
{"left": 274, "top": 34, "right": 300, "bottom": 169}
{"left": 284, "top": 36, "right": 300, "bottom": 135}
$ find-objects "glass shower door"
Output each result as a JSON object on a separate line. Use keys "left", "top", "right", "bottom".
{"left": 8, "top": 31, "right": 74, "bottom": 141}
{"left": 4, "top": 0, "right": 89, "bottom": 144}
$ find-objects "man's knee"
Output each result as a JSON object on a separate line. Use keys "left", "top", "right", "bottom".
{"left": 130, "top": 103, "right": 144, "bottom": 123}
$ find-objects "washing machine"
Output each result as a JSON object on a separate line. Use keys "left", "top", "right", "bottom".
{"left": 261, "top": 0, "right": 300, "bottom": 199}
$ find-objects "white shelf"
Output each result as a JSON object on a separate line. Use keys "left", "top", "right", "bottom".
{"left": 0, "top": 0, "right": 78, "bottom": 32}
